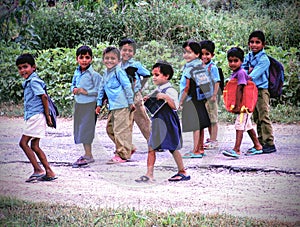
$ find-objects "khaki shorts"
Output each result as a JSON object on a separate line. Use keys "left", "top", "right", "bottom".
{"left": 235, "top": 112, "right": 253, "bottom": 131}
{"left": 23, "top": 113, "right": 46, "bottom": 138}
{"left": 205, "top": 100, "right": 218, "bottom": 123}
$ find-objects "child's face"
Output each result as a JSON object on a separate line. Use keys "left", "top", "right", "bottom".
{"left": 152, "top": 67, "right": 169, "bottom": 86}
{"left": 103, "top": 51, "right": 120, "bottom": 70}
{"left": 183, "top": 46, "right": 200, "bottom": 62}
{"left": 120, "top": 44, "right": 135, "bottom": 62}
{"left": 76, "top": 53, "right": 92, "bottom": 71}
{"left": 249, "top": 37, "right": 265, "bottom": 54}
{"left": 201, "top": 49, "right": 214, "bottom": 64}
{"left": 17, "top": 63, "right": 36, "bottom": 79}
{"left": 228, "top": 56, "right": 242, "bottom": 71}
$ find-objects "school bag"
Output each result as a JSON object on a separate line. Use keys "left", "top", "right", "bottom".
{"left": 189, "top": 65, "right": 214, "bottom": 101}
{"left": 223, "top": 78, "right": 258, "bottom": 113}
{"left": 44, "top": 87, "right": 59, "bottom": 128}
{"left": 267, "top": 56, "right": 284, "bottom": 98}
{"left": 208, "top": 64, "right": 224, "bottom": 95}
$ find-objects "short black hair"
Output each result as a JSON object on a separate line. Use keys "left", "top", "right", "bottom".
{"left": 182, "top": 40, "right": 201, "bottom": 57}
{"left": 119, "top": 38, "right": 137, "bottom": 53}
{"left": 199, "top": 40, "right": 215, "bottom": 54}
{"left": 227, "top": 47, "right": 244, "bottom": 62}
{"left": 16, "top": 53, "right": 35, "bottom": 66}
{"left": 102, "top": 46, "right": 120, "bottom": 60}
{"left": 248, "top": 30, "right": 266, "bottom": 44}
{"left": 152, "top": 60, "right": 174, "bottom": 80}
{"left": 76, "top": 45, "right": 93, "bottom": 57}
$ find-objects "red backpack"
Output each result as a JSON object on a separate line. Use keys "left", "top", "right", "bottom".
{"left": 223, "top": 78, "right": 258, "bottom": 113}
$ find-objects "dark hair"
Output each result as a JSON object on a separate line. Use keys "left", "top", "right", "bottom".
{"left": 119, "top": 38, "right": 137, "bottom": 53}
{"left": 199, "top": 40, "right": 215, "bottom": 54}
{"left": 248, "top": 30, "right": 266, "bottom": 44}
{"left": 76, "top": 45, "right": 93, "bottom": 57}
{"left": 182, "top": 40, "right": 201, "bottom": 57}
{"left": 227, "top": 47, "right": 244, "bottom": 62}
{"left": 102, "top": 46, "right": 120, "bottom": 60}
{"left": 16, "top": 53, "right": 35, "bottom": 66}
{"left": 152, "top": 60, "right": 174, "bottom": 80}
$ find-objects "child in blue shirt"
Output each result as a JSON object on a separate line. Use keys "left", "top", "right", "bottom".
{"left": 119, "top": 38, "right": 151, "bottom": 154}
{"left": 71, "top": 46, "right": 102, "bottom": 168}
{"left": 96, "top": 47, "right": 135, "bottom": 164}
{"left": 242, "top": 30, "right": 276, "bottom": 154}
{"left": 199, "top": 40, "right": 220, "bottom": 150}
{"left": 16, "top": 53, "right": 56, "bottom": 182}
{"left": 222, "top": 47, "right": 263, "bottom": 158}
{"left": 135, "top": 61, "right": 190, "bottom": 182}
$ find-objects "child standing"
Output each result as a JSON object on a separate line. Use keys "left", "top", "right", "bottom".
{"left": 242, "top": 30, "right": 276, "bottom": 154}
{"left": 199, "top": 40, "right": 220, "bottom": 149}
{"left": 135, "top": 61, "right": 190, "bottom": 182}
{"left": 71, "top": 45, "right": 101, "bottom": 168}
{"left": 16, "top": 53, "right": 57, "bottom": 182}
{"left": 95, "top": 47, "right": 135, "bottom": 164}
{"left": 222, "top": 47, "right": 263, "bottom": 158}
{"left": 179, "top": 41, "right": 211, "bottom": 158}
{"left": 119, "top": 38, "right": 151, "bottom": 154}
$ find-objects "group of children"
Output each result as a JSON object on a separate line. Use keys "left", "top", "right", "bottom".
{"left": 17, "top": 30, "right": 276, "bottom": 183}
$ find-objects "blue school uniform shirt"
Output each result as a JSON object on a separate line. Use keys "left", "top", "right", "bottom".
{"left": 120, "top": 58, "right": 150, "bottom": 93}
{"left": 97, "top": 65, "right": 134, "bottom": 110}
{"left": 205, "top": 60, "right": 220, "bottom": 83}
{"left": 70, "top": 65, "right": 102, "bottom": 104}
{"left": 22, "top": 72, "right": 46, "bottom": 120}
{"left": 179, "top": 58, "right": 202, "bottom": 102}
{"left": 242, "top": 49, "right": 270, "bottom": 89}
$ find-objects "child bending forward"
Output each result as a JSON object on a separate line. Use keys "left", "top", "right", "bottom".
{"left": 135, "top": 61, "right": 190, "bottom": 182}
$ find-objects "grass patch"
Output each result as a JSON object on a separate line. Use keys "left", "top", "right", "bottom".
{"left": 0, "top": 196, "right": 296, "bottom": 226}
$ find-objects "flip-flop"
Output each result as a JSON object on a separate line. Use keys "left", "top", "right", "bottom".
{"left": 135, "top": 175, "right": 155, "bottom": 183}
{"left": 168, "top": 173, "right": 191, "bottom": 182}
{"left": 245, "top": 147, "right": 263, "bottom": 156}
{"left": 38, "top": 175, "right": 57, "bottom": 182}
{"left": 182, "top": 152, "right": 204, "bottom": 158}
{"left": 25, "top": 173, "right": 45, "bottom": 183}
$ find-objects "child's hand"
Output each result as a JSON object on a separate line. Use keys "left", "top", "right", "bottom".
{"left": 78, "top": 88, "right": 88, "bottom": 95}
{"left": 143, "top": 96, "right": 149, "bottom": 101}
{"left": 95, "top": 106, "right": 101, "bottom": 115}
{"left": 73, "top": 87, "right": 79, "bottom": 95}
{"left": 129, "top": 104, "right": 136, "bottom": 112}
{"left": 249, "top": 67, "right": 254, "bottom": 74}
{"left": 210, "top": 94, "right": 217, "bottom": 102}
{"left": 156, "top": 92, "right": 165, "bottom": 100}
{"left": 46, "top": 115, "right": 53, "bottom": 127}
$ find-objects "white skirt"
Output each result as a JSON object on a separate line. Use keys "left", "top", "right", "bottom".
{"left": 23, "top": 113, "right": 46, "bottom": 138}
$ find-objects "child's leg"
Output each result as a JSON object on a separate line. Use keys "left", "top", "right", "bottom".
{"left": 247, "top": 129, "right": 263, "bottom": 150}
{"left": 145, "top": 149, "right": 156, "bottom": 180}
{"left": 30, "top": 138, "right": 55, "bottom": 177}
{"left": 197, "top": 129, "right": 205, "bottom": 154}
{"left": 19, "top": 135, "right": 45, "bottom": 175}
{"left": 83, "top": 143, "right": 93, "bottom": 158}
{"left": 233, "top": 130, "right": 243, "bottom": 154}
{"left": 192, "top": 130, "right": 200, "bottom": 152}
{"left": 171, "top": 150, "right": 187, "bottom": 175}
{"left": 210, "top": 123, "right": 218, "bottom": 141}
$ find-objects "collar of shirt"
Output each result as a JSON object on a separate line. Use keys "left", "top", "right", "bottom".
{"left": 22, "top": 72, "right": 38, "bottom": 88}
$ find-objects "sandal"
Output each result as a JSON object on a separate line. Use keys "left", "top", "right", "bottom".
{"left": 135, "top": 175, "right": 155, "bottom": 183}
{"left": 245, "top": 147, "right": 263, "bottom": 156}
{"left": 222, "top": 149, "right": 240, "bottom": 158}
{"left": 168, "top": 173, "right": 191, "bottom": 182}
{"left": 106, "top": 156, "right": 127, "bottom": 164}
{"left": 72, "top": 156, "right": 94, "bottom": 168}
{"left": 182, "top": 152, "right": 204, "bottom": 158}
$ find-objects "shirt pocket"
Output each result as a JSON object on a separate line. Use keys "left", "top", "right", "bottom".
{"left": 107, "top": 78, "right": 121, "bottom": 89}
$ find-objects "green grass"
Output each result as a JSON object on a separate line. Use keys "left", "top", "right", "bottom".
{"left": 0, "top": 196, "right": 296, "bottom": 227}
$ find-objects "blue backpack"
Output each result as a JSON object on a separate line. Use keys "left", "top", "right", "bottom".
{"left": 268, "top": 56, "right": 284, "bottom": 98}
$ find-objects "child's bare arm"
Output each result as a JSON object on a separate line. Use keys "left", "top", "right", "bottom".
{"left": 232, "top": 84, "right": 244, "bottom": 113}
{"left": 41, "top": 94, "right": 53, "bottom": 127}
{"left": 156, "top": 93, "right": 176, "bottom": 110}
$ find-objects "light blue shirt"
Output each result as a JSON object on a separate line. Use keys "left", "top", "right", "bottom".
{"left": 179, "top": 58, "right": 203, "bottom": 102}
{"left": 22, "top": 72, "right": 46, "bottom": 120}
{"left": 70, "top": 65, "right": 102, "bottom": 104}
{"left": 242, "top": 49, "right": 270, "bottom": 89}
{"left": 97, "top": 66, "right": 134, "bottom": 110}
{"left": 205, "top": 61, "right": 220, "bottom": 83}
{"left": 120, "top": 58, "right": 150, "bottom": 93}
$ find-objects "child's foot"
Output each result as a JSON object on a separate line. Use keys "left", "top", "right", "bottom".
{"left": 204, "top": 140, "right": 218, "bottom": 149}
{"left": 182, "top": 151, "right": 204, "bottom": 158}
{"left": 106, "top": 155, "right": 127, "bottom": 164}
{"left": 245, "top": 147, "right": 263, "bottom": 156}
{"left": 222, "top": 149, "right": 240, "bottom": 158}
{"left": 72, "top": 156, "right": 94, "bottom": 168}
{"left": 25, "top": 173, "right": 45, "bottom": 182}
{"left": 168, "top": 173, "right": 191, "bottom": 181}
{"left": 135, "top": 175, "right": 155, "bottom": 183}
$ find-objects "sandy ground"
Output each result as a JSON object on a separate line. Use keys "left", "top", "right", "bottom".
{"left": 0, "top": 116, "right": 299, "bottom": 224}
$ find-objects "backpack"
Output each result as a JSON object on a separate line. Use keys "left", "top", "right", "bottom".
{"left": 223, "top": 78, "right": 258, "bottom": 113}
{"left": 208, "top": 64, "right": 224, "bottom": 95}
{"left": 268, "top": 56, "right": 284, "bottom": 98}
{"left": 189, "top": 65, "right": 214, "bottom": 101}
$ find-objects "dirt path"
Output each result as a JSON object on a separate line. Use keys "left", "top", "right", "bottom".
{"left": 0, "top": 117, "right": 299, "bottom": 223}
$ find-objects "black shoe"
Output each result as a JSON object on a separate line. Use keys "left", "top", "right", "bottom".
{"left": 262, "top": 145, "right": 277, "bottom": 154}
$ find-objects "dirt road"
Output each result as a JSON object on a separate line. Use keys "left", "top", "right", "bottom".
{"left": 0, "top": 117, "right": 299, "bottom": 223}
